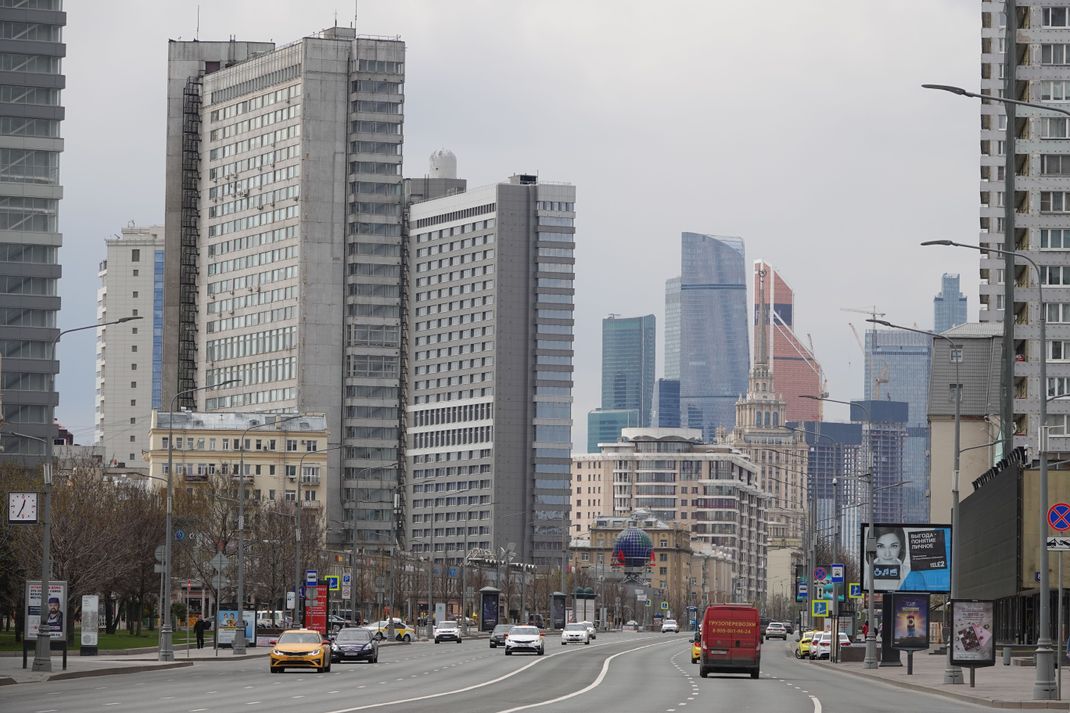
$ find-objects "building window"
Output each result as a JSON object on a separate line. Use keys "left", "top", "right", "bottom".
{"left": 1045, "top": 7, "right": 1070, "bottom": 28}
{"left": 131, "top": 248, "right": 140, "bottom": 262}
{"left": 1041, "top": 229, "right": 1070, "bottom": 249}
{"left": 1041, "top": 80, "right": 1070, "bottom": 102}
{"left": 1042, "top": 117, "right": 1070, "bottom": 139}
{"left": 1050, "top": 340, "right": 1070, "bottom": 361}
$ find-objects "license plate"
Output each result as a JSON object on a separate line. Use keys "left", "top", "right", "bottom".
{"left": 710, "top": 648, "right": 728, "bottom": 655}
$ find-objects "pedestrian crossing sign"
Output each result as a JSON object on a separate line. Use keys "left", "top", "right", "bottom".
{"left": 326, "top": 575, "right": 340, "bottom": 591}
{"left": 849, "top": 582, "right": 862, "bottom": 599}
{"left": 811, "top": 600, "right": 829, "bottom": 617}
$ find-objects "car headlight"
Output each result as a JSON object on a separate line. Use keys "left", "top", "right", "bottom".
{"left": 272, "top": 649, "right": 283, "bottom": 656}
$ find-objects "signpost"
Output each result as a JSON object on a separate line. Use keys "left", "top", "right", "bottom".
{"left": 849, "top": 583, "right": 862, "bottom": 599}
{"left": 812, "top": 600, "right": 829, "bottom": 618}
{"left": 1049, "top": 503, "right": 1070, "bottom": 698}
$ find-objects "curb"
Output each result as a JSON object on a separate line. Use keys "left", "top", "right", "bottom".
{"left": 817, "top": 660, "right": 1070, "bottom": 711}
{"left": 0, "top": 661, "right": 194, "bottom": 684}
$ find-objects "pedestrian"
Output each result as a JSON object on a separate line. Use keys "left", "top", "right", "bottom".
{"left": 861, "top": 621, "right": 869, "bottom": 639}
{"left": 194, "top": 617, "right": 205, "bottom": 649}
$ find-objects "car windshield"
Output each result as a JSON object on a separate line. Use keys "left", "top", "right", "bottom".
{"left": 437, "top": 621, "right": 457, "bottom": 628}
{"left": 335, "top": 629, "right": 372, "bottom": 643}
{"left": 278, "top": 632, "right": 322, "bottom": 645}
{"left": 493, "top": 625, "right": 512, "bottom": 633}
{"left": 511, "top": 626, "right": 539, "bottom": 635}
{"left": 565, "top": 623, "right": 586, "bottom": 631}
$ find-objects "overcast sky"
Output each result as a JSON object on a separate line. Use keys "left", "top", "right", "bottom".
{"left": 58, "top": 0, "right": 980, "bottom": 449}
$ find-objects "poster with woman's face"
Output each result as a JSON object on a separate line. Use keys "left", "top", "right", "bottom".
{"left": 861, "top": 524, "right": 951, "bottom": 593}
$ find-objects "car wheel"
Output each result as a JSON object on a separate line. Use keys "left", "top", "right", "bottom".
{"left": 505, "top": 649, "right": 512, "bottom": 655}
{"left": 435, "top": 639, "right": 440, "bottom": 644}
{"left": 750, "top": 669, "right": 759, "bottom": 679}
{"left": 457, "top": 639, "right": 462, "bottom": 644}
{"left": 490, "top": 642, "right": 496, "bottom": 648}
{"left": 271, "top": 667, "right": 282, "bottom": 674}
{"left": 537, "top": 647, "right": 544, "bottom": 656}
{"left": 699, "top": 667, "right": 709, "bottom": 678}
{"left": 375, "top": 632, "right": 384, "bottom": 641}
{"left": 584, "top": 639, "right": 590, "bottom": 645}
{"left": 403, "top": 634, "right": 412, "bottom": 642}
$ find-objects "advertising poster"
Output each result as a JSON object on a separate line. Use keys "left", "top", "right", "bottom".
{"left": 216, "top": 610, "right": 254, "bottom": 645}
{"left": 891, "top": 592, "right": 930, "bottom": 650}
{"left": 550, "top": 594, "right": 565, "bottom": 630}
{"left": 304, "top": 584, "right": 328, "bottom": 635}
{"left": 950, "top": 599, "right": 996, "bottom": 667}
{"left": 481, "top": 590, "right": 500, "bottom": 631}
{"left": 81, "top": 594, "right": 99, "bottom": 648}
{"left": 860, "top": 523, "right": 951, "bottom": 593}
{"left": 24, "top": 580, "right": 67, "bottom": 641}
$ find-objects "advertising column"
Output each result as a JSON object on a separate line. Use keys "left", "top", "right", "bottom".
{"left": 80, "top": 594, "right": 99, "bottom": 656}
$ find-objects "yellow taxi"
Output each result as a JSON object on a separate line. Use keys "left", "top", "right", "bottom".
{"left": 269, "top": 629, "right": 332, "bottom": 673}
{"left": 691, "top": 631, "right": 702, "bottom": 664}
{"left": 364, "top": 618, "right": 416, "bottom": 642}
{"left": 795, "top": 630, "right": 816, "bottom": 659}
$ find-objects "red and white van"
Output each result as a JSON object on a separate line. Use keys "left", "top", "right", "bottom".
{"left": 699, "top": 604, "right": 761, "bottom": 679}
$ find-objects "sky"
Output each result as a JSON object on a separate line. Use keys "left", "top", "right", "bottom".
{"left": 57, "top": 0, "right": 981, "bottom": 449}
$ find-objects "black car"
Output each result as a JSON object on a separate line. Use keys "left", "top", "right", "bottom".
{"left": 330, "top": 627, "right": 378, "bottom": 664}
{"left": 489, "top": 623, "right": 512, "bottom": 648}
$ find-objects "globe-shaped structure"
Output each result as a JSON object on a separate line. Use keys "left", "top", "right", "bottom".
{"left": 612, "top": 527, "right": 654, "bottom": 569}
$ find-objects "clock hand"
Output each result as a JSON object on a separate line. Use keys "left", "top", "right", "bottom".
{"left": 17, "top": 499, "right": 25, "bottom": 517}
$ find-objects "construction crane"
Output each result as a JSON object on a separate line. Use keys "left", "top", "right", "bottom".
{"left": 848, "top": 320, "right": 891, "bottom": 399}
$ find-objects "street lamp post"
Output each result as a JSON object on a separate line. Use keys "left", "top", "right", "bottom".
{"left": 161, "top": 376, "right": 238, "bottom": 662}
{"left": 868, "top": 317, "right": 964, "bottom": 684}
{"left": 923, "top": 239, "right": 1055, "bottom": 697}
{"left": 803, "top": 394, "right": 878, "bottom": 669}
{"left": 19, "top": 316, "right": 142, "bottom": 672}
{"left": 233, "top": 414, "right": 301, "bottom": 655}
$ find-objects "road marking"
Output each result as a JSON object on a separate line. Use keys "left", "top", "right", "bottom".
{"left": 810, "top": 695, "right": 823, "bottom": 713}
{"left": 191, "top": 709, "right": 207, "bottom": 712}
{"left": 247, "top": 702, "right": 260, "bottom": 706}
{"left": 329, "top": 691, "right": 340, "bottom": 694}
{"left": 316, "top": 636, "right": 671, "bottom": 713}
{"left": 105, "top": 704, "right": 120, "bottom": 707}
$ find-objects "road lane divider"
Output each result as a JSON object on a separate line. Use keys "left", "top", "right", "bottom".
{"left": 318, "top": 635, "right": 670, "bottom": 713}
{"left": 809, "top": 694, "right": 822, "bottom": 713}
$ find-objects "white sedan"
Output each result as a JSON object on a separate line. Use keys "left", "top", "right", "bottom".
{"left": 561, "top": 622, "right": 590, "bottom": 645}
{"left": 661, "top": 619, "right": 679, "bottom": 633}
{"left": 504, "top": 625, "right": 544, "bottom": 655}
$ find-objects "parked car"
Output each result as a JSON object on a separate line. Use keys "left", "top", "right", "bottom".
{"left": 433, "top": 620, "right": 462, "bottom": 644}
{"left": 504, "top": 625, "right": 544, "bottom": 655}
{"left": 661, "top": 619, "right": 679, "bottom": 633}
{"left": 330, "top": 627, "right": 378, "bottom": 664}
{"left": 328, "top": 615, "right": 353, "bottom": 633}
{"left": 764, "top": 622, "right": 788, "bottom": 640}
{"left": 623, "top": 620, "right": 640, "bottom": 632}
{"left": 579, "top": 621, "right": 597, "bottom": 640}
{"left": 795, "top": 630, "right": 816, "bottom": 658}
{"left": 269, "top": 629, "right": 331, "bottom": 673}
{"left": 810, "top": 632, "right": 852, "bottom": 660}
{"left": 561, "top": 622, "right": 590, "bottom": 645}
{"left": 691, "top": 631, "right": 701, "bottom": 664}
{"left": 698, "top": 604, "right": 761, "bottom": 679}
{"left": 489, "top": 623, "right": 512, "bottom": 648}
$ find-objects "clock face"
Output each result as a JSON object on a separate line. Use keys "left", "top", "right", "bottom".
{"left": 8, "top": 492, "right": 38, "bottom": 523}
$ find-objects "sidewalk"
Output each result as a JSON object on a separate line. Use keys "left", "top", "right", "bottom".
{"left": 811, "top": 644, "right": 1070, "bottom": 710}
{"left": 0, "top": 644, "right": 269, "bottom": 685}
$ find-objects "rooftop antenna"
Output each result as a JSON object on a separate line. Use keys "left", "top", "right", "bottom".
{"left": 354, "top": 0, "right": 358, "bottom": 28}
{"left": 196, "top": 5, "right": 200, "bottom": 41}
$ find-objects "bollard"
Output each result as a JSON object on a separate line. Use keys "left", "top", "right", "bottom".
{"left": 1003, "top": 646, "right": 1012, "bottom": 666}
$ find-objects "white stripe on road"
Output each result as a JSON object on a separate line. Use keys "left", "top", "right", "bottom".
{"left": 810, "top": 695, "right": 822, "bottom": 713}
{"left": 316, "top": 637, "right": 670, "bottom": 713}
{"left": 493, "top": 640, "right": 675, "bottom": 713}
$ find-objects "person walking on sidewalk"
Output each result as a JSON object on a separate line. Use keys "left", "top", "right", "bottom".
{"left": 194, "top": 617, "right": 206, "bottom": 649}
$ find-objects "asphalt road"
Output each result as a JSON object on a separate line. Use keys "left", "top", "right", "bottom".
{"left": 0, "top": 633, "right": 1019, "bottom": 713}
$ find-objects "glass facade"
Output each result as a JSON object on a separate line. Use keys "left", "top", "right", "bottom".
{"left": 678, "top": 233, "right": 749, "bottom": 442}
{"left": 0, "top": 0, "right": 63, "bottom": 458}
{"left": 933, "top": 273, "right": 967, "bottom": 333}
{"left": 599, "top": 313, "right": 654, "bottom": 439}
{"left": 152, "top": 249, "right": 164, "bottom": 409}
{"left": 586, "top": 408, "right": 640, "bottom": 452}
{"left": 651, "top": 378, "right": 681, "bottom": 428}
{"left": 864, "top": 332, "right": 931, "bottom": 523}
{"left": 664, "top": 276, "right": 680, "bottom": 380}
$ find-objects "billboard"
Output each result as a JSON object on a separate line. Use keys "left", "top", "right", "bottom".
{"left": 891, "top": 592, "right": 930, "bottom": 650}
{"left": 25, "top": 580, "right": 67, "bottom": 641}
{"left": 216, "top": 609, "right": 254, "bottom": 645}
{"left": 949, "top": 599, "right": 996, "bottom": 667}
{"left": 860, "top": 523, "right": 951, "bottom": 593}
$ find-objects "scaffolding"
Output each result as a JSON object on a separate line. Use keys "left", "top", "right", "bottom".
{"left": 178, "top": 75, "right": 203, "bottom": 407}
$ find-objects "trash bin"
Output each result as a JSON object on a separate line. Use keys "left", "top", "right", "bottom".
{"left": 1003, "top": 646, "right": 1012, "bottom": 666}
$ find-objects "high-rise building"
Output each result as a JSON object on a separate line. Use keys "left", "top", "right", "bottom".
{"left": 864, "top": 330, "right": 931, "bottom": 522}
{"left": 664, "top": 276, "right": 681, "bottom": 381}
{"left": 95, "top": 225, "right": 164, "bottom": 468}
{"left": 753, "top": 260, "right": 823, "bottom": 423}
{"left": 933, "top": 273, "right": 967, "bottom": 333}
{"left": 978, "top": 3, "right": 1070, "bottom": 453}
{"left": 601, "top": 314, "right": 655, "bottom": 423}
{"left": 406, "top": 175, "right": 575, "bottom": 567}
{"left": 587, "top": 314, "right": 654, "bottom": 451}
{"left": 572, "top": 428, "right": 768, "bottom": 602}
{"left": 163, "top": 28, "right": 406, "bottom": 549}
{"left": 853, "top": 400, "right": 910, "bottom": 522}
{"left": 651, "top": 378, "right": 680, "bottom": 428}
{"left": 795, "top": 421, "right": 863, "bottom": 558}
{"left": 0, "top": 2, "right": 66, "bottom": 458}
{"left": 678, "top": 232, "right": 749, "bottom": 441}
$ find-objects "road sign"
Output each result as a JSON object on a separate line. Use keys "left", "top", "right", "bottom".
{"left": 798, "top": 583, "right": 809, "bottom": 596}
{"left": 155, "top": 545, "right": 165, "bottom": 563}
{"left": 813, "top": 566, "right": 827, "bottom": 582}
{"left": 811, "top": 600, "right": 829, "bottom": 617}
{"left": 660, "top": 601, "right": 669, "bottom": 611}
{"left": 448, "top": 567, "right": 458, "bottom": 578}
{"left": 210, "top": 553, "right": 229, "bottom": 572}
{"left": 326, "top": 575, "right": 340, "bottom": 591}
{"left": 644, "top": 599, "right": 652, "bottom": 607}
{"left": 1049, "top": 503, "right": 1070, "bottom": 531}
{"left": 342, "top": 573, "right": 352, "bottom": 585}
{"left": 849, "top": 582, "right": 862, "bottom": 598}
{"left": 342, "top": 586, "right": 351, "bottom": 599}
{"left": 1049, "top": 537, "right": 1070, "bottom": 551}
{"left": 305, "top": 569, "right": 318, "bottom": 585}
{"left": 636, "top": 593, "right": 648, "bottom": 601}
{"left": 175, "top": 528, "right": 186, "bottom": 542}
{"left": 830, "top": 563, "right": 845, "bottom": 583}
